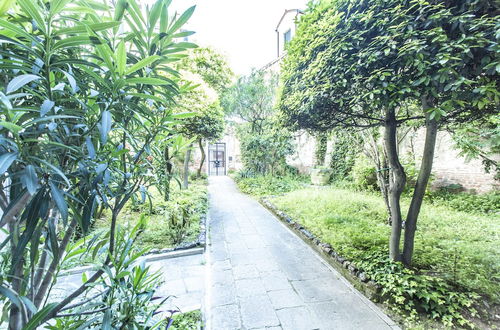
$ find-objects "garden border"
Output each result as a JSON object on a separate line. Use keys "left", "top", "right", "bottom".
{"left": 143, "top": 213, "right": 207, "bottom": 256}
{"left": 61, "top": 213, "right": 207, "bottom": 277}
{"left": 260, "top": 198, "right": 383, "bottom": 301}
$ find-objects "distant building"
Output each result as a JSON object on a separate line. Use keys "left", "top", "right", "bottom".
{"left": 276, "top": 9, "right": 303, "bottom": 58}
{"left": 262, "top": 9, "right": 303, "bottom": 73}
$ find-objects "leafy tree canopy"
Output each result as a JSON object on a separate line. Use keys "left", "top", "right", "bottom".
{"left": 222, "top": 69, "right": 278, "bottom": 133}
{"left": 278, "top": 0, "right": 499, "bottom": 131}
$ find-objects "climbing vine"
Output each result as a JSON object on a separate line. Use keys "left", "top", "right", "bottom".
{"left": 329, "top": 131, "right": 360, "bottom": 180}
{"left": 314, "top": 133, "right": 328, "bottom": 166}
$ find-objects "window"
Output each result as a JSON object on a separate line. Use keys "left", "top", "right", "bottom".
{"left": 284, "top": 29, "right": 292, "bottom": 45}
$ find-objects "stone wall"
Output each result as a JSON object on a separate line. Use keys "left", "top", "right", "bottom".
{"left": 400, "top": 129, "right": 498, "bottom": 193}
{"left": 289, "top": 129, "right": 498, "bottom": 193}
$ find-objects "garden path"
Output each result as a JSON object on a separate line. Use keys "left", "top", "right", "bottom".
{"left": 207, "top": 176, "right": 399, "bottom": 330}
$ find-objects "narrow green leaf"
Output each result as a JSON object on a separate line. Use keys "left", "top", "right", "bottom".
{"left": 22, "top": 165, "right": 39, "bottom": 195}
{"left": 125, "top": 55, "right": 159, "bottom": 75}
{"left": 99, "top": 111, "right": 112, "bottom": 144}
{"left": 49, "top": 181, "right": 68, "bottom": 224}
{"left": 50, "top": 0, "right": 73, "bottom": 16}
{"left": 168, "top": 5, "right": 195, "bottom": 34}
{"left": 6, "top": 74, "right": 40, "bottom": 94}
{"left": 125, "top": 77, "right": 170, "bottom": 85}
{"left": 0, "top": 18, "right": 38, "bottom": 43}
{"left": 117, "top": 40, "right": 126, "bottom": 75}
{"left": 0, "top": 152, "right": 17, "bottom": 173}
{"left": 23, "top": 303, "right": 58, "bottom": 330}
{"left": 17, "top": 0, "right": 46, "bottom": 34}
{"left": 55, "top": 22, "right": 121, "bottom": 36}
{"left": 0, "top": 121, "right": 22, "bottom": 134}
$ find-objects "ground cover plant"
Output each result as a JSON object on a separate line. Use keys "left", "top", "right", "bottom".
{"left": 268, "top": 186, "right": 499, "bottom": 327}
{"left": 234, "top": 174, "right": 306, "bottom": 197}
{"left": 95, "top": 177, "right": 208, "bottom": 252}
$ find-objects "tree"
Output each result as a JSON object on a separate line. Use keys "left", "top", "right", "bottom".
{"left": 222, "top": 70, "right": 278, "bottom": 134}
{"left": 175, "top": 48, "right": 231, "bottom": 184}
{"left": 180, "top": 47, "right": 233, "bottom": 94}
{"left": 279, "top": 0, "right": 499, "bottom": 265}
{"left": 0, "top": 0, "right": 194, "bottom": 327}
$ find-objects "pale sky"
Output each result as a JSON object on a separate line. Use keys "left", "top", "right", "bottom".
{"left": 166, "top": 0, "right": 309, "bottom": 76}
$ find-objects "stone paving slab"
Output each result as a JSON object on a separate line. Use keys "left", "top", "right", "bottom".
{"left": 207, "top": 176, "right": 399, "bottom": 330}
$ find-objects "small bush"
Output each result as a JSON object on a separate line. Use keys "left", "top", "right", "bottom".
{"left": 235, "top": 174, "right": 305, "bottom": 197}
{"left": 351, "top": 155, "right": 378, "bottom": 190}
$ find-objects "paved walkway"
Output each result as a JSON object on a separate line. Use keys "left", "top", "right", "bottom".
{"left": 207, "top": 176, "right": 398, "bottom": 330}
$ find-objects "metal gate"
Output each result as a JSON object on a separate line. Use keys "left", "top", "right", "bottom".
{"left": 208, "top": 142, "right": 226, "bottom": 176}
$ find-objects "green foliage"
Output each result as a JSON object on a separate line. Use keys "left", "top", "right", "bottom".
{"left": 0, "top": 0, "right": 196, "bottom": 325}
{"left": 278, "top": 0, "right": 499, "bottom": 266}
{"left": 314, "top": 133, "right": 328, "bottom": 166}
{"left": 180, "top": 101, "right": 225, "bottom": 142}
{"left": 235, "top": 175, "right": 305, "bottom": 197}
{"left": 222, "top": 70, "right": 278, "bottom": 133}
{"left": 271, "top": 187, "right": 499, "bottom": 307}
{"left": 351, "top": 155, "right": 378, "bottom": 191}
{"left": 179, "top": 47, "right": 233, "bottom": 93}
{"left": 330, "top": 131, "right": 361, "bottom": 180}
{"left": 279, "top": 0, "right": 499, "bottom": 131}
{"left": 168, "top": 310, "right": 202, "bottom": 330}
{"left": 426, "top": 190, "right": 500, "bottom": 215}
{"left": 97, "top": 180, "right": 208, "bottom": 252}
{"left": 45, "top": 220, "right": 170, "bottom": 329}
{"left": 357, "top": 251, "right": 479, "bottom": 328}
{"left": 452, "top": 114, "right": 500, "bottom": 179}
{"left": 238, "top": 123, "right": 294, "bottom": 176}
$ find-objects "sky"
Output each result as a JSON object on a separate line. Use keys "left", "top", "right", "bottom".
{"left": 166, "top": 0, "right": 309, "bottom": 76}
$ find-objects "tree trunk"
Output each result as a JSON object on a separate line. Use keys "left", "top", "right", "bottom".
{"left": 402, "top": 97, "right": 438, "bottom": 266}
{"left": 364, "top": 129, "right": 391, "bottom": 221}
{"left": 384, "top": 108, "right": 406, "bottom": 262}
{"left": 197, "top": 139, "right": 205, "bottom": 177}
{"left": 183, "top": 144, "right": 192, "bottom": 189}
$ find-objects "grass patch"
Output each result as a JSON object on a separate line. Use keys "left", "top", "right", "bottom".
{"left": 168, "top": 310, "right": 202, "bottom": 330}
{"left": 234, "top": 174, "right": 307, "bottom": 197}
{"left": 95, "top": 179, "right": 208, "bottom": 251}
{"left": 271, "top": 187, "right": 499, "bottom": 300}
{"left": 266, "top": 186, "right": 499, "bottom": 327}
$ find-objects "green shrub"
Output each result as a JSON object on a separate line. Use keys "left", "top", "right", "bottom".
{"left": 235, "top": 174, "right": 305, "bottom": 197}
{"left": 357, "top": 251, "right": 479, "bottom": 328}
{"left": 168, "top": 310, "right": 202, "bottom": 330}
{"left": 426, "top": 190, "right": 500, "bottom": 215}
{"left": 237, "top": 123, "right": 294, "bottom": 176}
{"left": 351, "top": 155, "right": 378, "bottom": 190}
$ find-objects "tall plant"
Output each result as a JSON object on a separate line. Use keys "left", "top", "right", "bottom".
{"left": 279, "top": 0, "right": 499, "bottom": 265}
{"left": 0, "top": 0, "right": 195, "bottom": 327}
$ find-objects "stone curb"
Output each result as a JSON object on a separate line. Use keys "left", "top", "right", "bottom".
{"left": 61, "top": 212, "right": 208, "bottom": 277}
{"left": 260, "top": 198, "right": 401, "bottom": 328}
{"left": 60, "top": 247, "right": 205, "bottom": 277}
{"left": 260, "top": 199, "right": 382, "bottom": 298}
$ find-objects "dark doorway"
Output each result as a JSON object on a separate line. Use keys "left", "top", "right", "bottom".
{"left": 208, "top": 142, "right": 226, "bottom": 176}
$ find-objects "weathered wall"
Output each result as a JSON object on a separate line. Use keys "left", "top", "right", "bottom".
{"left": 401, "top": 129, "right": 498, "bottom": 193}
{"left": 288, "top": 129, "right": 498, "bottom": 193}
